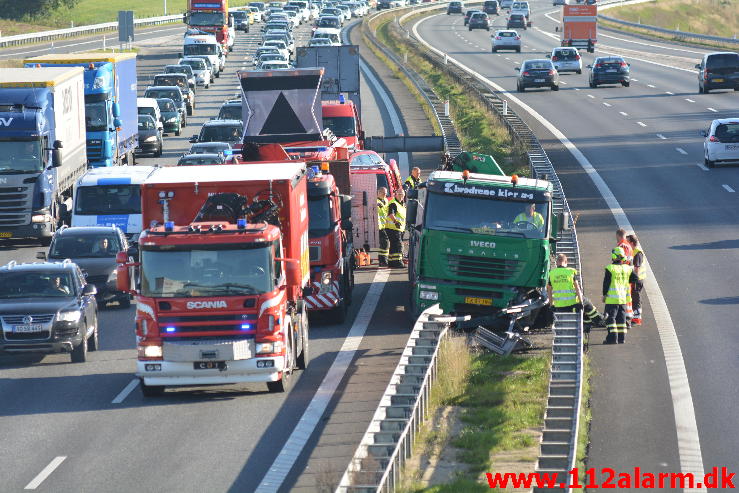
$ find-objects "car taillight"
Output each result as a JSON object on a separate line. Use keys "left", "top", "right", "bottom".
{"left": 548, "top": 70, "right": 555, "bottom": 75}
{"left": 522, "top": 71, "right": 530, "bottom": 76}
{"left": 575, "top": 55, "right": 580, "bottom": 60}
{"left": 514, "top": 36, "right": 520, "bottom": 40}
{"left": 495, "top": 36, "right": 502, "bottom": 39}
{"left": 595, "top": 63, "right": 602, "bottom": 68}
{"left": 551, "top": 56, "right": 558, "bottom": 61}
{"left": 620, "top": 61, "right": 628, "bottom": 67}
{"left": 709, "top": 135, "right": 719, "bottom": 142}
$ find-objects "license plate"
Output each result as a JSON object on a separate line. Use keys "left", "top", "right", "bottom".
{"left": 0, "top": 232, "right": 12, "bottom": 238}
{"left": 727, "top": 144, "right": 739, "bottom": 150}
{"left": 534, "top": 78, "right": 545, "bottom": 82}
{"left": 465, "top": 296, "right": 492, "bottom": 306}
{"left": 606, "top": 69, "right": 617, "bottom": 73}
{"left": 13, "top": 324, "right": 44, "bottom": 333}
{"left": 193, "top": 361, "right": 225, "bottom": 370}
{"left": 713, "top": 78, "right": 724, "bottom": 82}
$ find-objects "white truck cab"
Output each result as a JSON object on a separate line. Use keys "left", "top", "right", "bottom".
{"left": 183, "top": 35, "right": 223, "bottom": 76}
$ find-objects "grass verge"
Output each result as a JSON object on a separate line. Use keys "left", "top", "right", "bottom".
{"left": 370, "top": 12, "right": 527, "bottom": 175}
{"left": 575, "top": 353, "right": 592, "bottom": 483}
{"left": 400, "top": 334, "right": 551, "bottom": 492}
{"left": 605, "top": 0, "right": 738, "bottom": 39}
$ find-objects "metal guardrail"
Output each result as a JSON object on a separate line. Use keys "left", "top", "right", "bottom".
{"left": 598, "top": 14, "right": 739, "bottom": 45}
{"left": 0, "top": 7, "right": 249, "bottom": 49}
{"left": 335, "top": 4, "right": 586, "bottom": 491}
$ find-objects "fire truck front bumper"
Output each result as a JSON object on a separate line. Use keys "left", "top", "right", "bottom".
{"left": 137, "top": 356, "right": 286, "bottom": 386}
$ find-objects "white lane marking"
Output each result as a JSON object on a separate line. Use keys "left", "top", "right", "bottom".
{"left": 707, "top": 107, "right": 718, "bottom": 113}
{"left": 560, "top": 81, "right": 567, "bottom": 85}
{"left": 358, "top": 58, "right": 409, "bottom": 175}
{"left": 657, "top": 133, "right": 667, "bottom": 139}
{"left": 587, "top": 94, "right": 595, "bottom": 99}
{"left": 619, "top": 111, "right": 629, "bottom": 116}
{"left": 24, "top": 457, "right": 67, "bottom": 490}
{"left": 637, "top": 121, "right": 647, "bottom": 127}
{"left": 676, "top": 147, "right": 688, "bottom": 155}
{"left": 112, "top": 378, "right": 140, "bottom": 404}
{"left": 603, "top": 102, "right": 612, "bottom": 107}
{"left": 696, "top": 163, "right": 709, "bottom": 171}
{"left": 722, "top": 184, "right": 735, "bottom": 193}
{"left": 647, "top": 84, "right": 656, "bottom": 88}
{"left": 414, "top": 14, "right": 706, "bottom": 488}
{"left": 685, "top": 98, "right": 696, "bottom": 103}
{"left": 574, "top": 87, "right": 580, "bottom": 91}
{"left": 255, "top": 269, "right": 390, "bottom": 492}
{"left": 666, "top": 91, "right": 674, "bottom": 95}
{"left": 631, "top": 78, "right": 639, "bottom": 82}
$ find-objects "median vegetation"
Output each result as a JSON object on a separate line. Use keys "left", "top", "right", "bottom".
{"left": 605, "top": 0, "right": 738, "bottom": 40}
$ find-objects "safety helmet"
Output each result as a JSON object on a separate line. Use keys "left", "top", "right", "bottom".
{"left": 611, "top": 246, "right": 625, "bottom": 262}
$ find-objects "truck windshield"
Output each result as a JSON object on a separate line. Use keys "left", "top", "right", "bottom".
{"left": 141, "top": 244, "right": 274, "bottom": 297}
{"left": 189, "top": 12, "right": 226, "bottom": 26}
{"left": 308, "top": 195, "right": 333, "bottom": 234}
{"left": 85, "top": 101, "right": 109, "bottom": 132}
{"left": 425, "top": 191, "right": 549, "bottom": 239}
{"left": 184, "top": 44, "right": 217, "bottom": 56}
{"left": 323, "top": 116, "right": 356, "bottom": 137}
{"left": 0, "top": 140, "right": 43, "bottom": 174}
{"left": 75, "top": 185, "right": 141, "bottom": 215}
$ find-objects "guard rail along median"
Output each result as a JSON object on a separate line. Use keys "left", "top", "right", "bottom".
{"left": 337, "top": 4, "right": 585, "bottom": 491}
{"left": 0, "top": 7, "right": 247, "bottom": 49}
{"left": 598, "top": 14, "right": 739, "bottom": 46}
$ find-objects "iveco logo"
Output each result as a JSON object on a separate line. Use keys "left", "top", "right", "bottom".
{"left": 187, "top": 301, "right": 227, "bottom": 309}
{"left": 470, "top": 241, "right": 495, "bottom": 248}
{"left": 0, "top": 118, "right": 14, "bottom": 126}
{"left": 23, "top": 315, "right": 33, "bottom": 324}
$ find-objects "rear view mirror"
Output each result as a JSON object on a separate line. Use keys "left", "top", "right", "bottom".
{"left": 36, "top": 251, "right": 47, "bottom": 260}
{"left": 82, "top": 284, "right": 97, "bottom": 296}
{"left": 112, "top": 103, "right": 121, "bottom": 118}
{"left": 694, "top": 63, "right": 701, "bottom": 69}
{"left": 340, "top": 194, "right": 352, "bottom": 220}
{"left": 700, "top": 130, "right": 708, "bottom": 137}
{"left": 189, "top": 135, "right": 199, "bottom": 143}
{"left": 279, "top": 258, "right": 301, "bottom": 287}
{"left": 514, "top": 67, "right": 520, "bottom": 71}
{"left": 406, "top": 200, "right": 418, "bottom": 226}
{"left": 52, "top": 149, "right": 63, "bottom": 168}
{"left": 545, "top": 54, "right": 550, "bottom": 58}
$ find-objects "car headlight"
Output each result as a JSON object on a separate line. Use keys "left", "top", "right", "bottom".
{"left": 256, "top": 341, "right": 283, "bottom": 354}
{"left": 58, "top": 310, "right": 82, "bottom": 322}
{"left": 138, "top": 344, "right": 162, "bottom": 358}
{"left": 419, "top": 290, "right": 439, "bottom": 301}
{"left": 145, "top": 136, "right": 159, "bottom": 143}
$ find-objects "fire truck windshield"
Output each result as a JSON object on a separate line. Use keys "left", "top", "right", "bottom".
{"left": 141, "top": 243, "right": 274, "bottom": 298}
{"left": 322, "top": 116, "right": 356, "bottom": 137}
{"left": 189, "top": 12, "right": 226, "bottom": 26}
{"left": 308, "top": 195, "right": 333, "bottom": 234}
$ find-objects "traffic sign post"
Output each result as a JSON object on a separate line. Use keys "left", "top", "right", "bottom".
{"left": 118, "top": 10, "right": 134, "bottom": 49}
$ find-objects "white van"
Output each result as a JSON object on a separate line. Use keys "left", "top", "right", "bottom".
{"left": 137, "top": 97, "right": 163, "bottom": 133}
{"left": 72, "top": 166, "right": 160, "bottom": 241}
{"left": 183, "top": 35, "right": 223, "bottom": 77}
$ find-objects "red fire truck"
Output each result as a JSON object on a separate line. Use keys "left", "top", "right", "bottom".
{"left": 186, "top": 0, "right": 233, "bottom": 52}
{"left": 116, "top": 163, "right": 310, "bottom": 396}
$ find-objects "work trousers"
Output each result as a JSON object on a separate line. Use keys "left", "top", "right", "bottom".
{"left": 378, "top": 228, "right": 389, "bottom": 266}
{"left": 631, "top": 281, "right": 643, "bottom": 318}
{"left": 604, "top": 303, "right": 628, "bottom": 343}
{"left": 551, "top": 299, "right": 602, "bottom": 332}
{"left": 386, "top": 229, "right": 403, "bottom": 267}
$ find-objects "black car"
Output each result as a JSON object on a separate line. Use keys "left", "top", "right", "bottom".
{"left": 696, "top": 52, "right": 739, "bottom": 94}
{"left": 153, "top": 73, "right": 196, "bottom": 115}
{"left": 468, "top": 12, "right": 490, "bottom": 30}
{"left": 218, "top": 100, "right": 243, "bottom": 121}
{"left": 588, "top": 56, "right": 630, "bottom": 87}
{"left": 190, "top": 120, "right": 244, "bottom": 145}
{"left": 447, "top": 1, "right": 463, "bottom": 14}
{"left": 516, "top": 59, "right": 559, "bottom": 91}
{"left": 177, "top": 153, "right": 228, "bottom": 166}
{"left": 464, "top": 9, "right": 480, "bottom": 25}
{"left": 136, "top": 115, "right": 163, "bottom": 157}
{"left": 0, "top": 260, "right": 98, "bottom": 362}
{"left": 144, "top": 86, "right": 188, "bottom": 126}
{"left": 43, "top": 226, "right": 131, "bottom": 308}
{"left": 507, "top": 13, "right": 527, "bottom": 29}
{"left": 483, "top": 0, "right": 498, "bottom": 14}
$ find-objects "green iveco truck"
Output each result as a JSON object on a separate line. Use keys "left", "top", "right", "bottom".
{"left": 407, "top": 153, "right": 567, "bottom": 330}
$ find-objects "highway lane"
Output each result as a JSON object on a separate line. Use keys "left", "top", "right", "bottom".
{"left": 418, "top": 1, "right": 738, "bottom": 482}
{"left": 0, "top": 15, "right": 418, "bottom": 493}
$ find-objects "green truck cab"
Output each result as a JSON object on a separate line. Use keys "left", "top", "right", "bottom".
{"left": 407, "top": 158, "right": 566, "bottom": 330}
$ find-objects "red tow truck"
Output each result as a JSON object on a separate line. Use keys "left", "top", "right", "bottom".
{"left": 186, "top": 0, "right": 233, "bottom": 52}
{"left": 322, "top": 96, "right": 365, "bottom": 151}
{"left": 235, "top": 68, "right": 356, "bottom": 322}
{"left": 116, "top": 163, "right": 310, "bottom": 396}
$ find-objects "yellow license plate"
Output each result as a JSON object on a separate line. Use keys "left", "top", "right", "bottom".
{"left": 0, "top": 232, "right": 12, "bottom": 238}
{"left": 714, "top": 78, "right": 724, "bottom": 82}
{"left": 465, "top": 296, "right": 492, "bottom": 306}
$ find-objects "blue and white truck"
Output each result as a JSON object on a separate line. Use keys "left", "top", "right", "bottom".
{"left": 25, "top": 52, "right": 139, "bottom": 168}
{"left": 0, "top": 67, "right": 87, "bottom": 243}
{"left": 72, "top": 166, "right": 159, "bottom": 242}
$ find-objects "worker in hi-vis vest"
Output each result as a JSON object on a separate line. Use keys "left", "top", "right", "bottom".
{"left": 547, "top": 253, "right": 604, "bottom": 330}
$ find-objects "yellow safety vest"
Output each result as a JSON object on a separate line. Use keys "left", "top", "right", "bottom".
{"left": 385, "top": 199, "right": 406, "bottom": 231}
{"left": 605, "top": 264, "right": 633, "bottom": 305}
{"left": 549, "top": 267, "right": 578, "bottom": 308}
{"left": 404, "top": 175, "right": 419, "bottom": 190}
{"left": 513, "top": 211, "right": 544, "bottom": 229}
{"left": 377, "top": 197, "right": 388, "bottom": 230}
{"left": 632, "top": 247, "right": 647, "bottom": 280}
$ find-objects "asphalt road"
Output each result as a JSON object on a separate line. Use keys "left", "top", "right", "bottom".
{"left": 417, "top": 1, "right": 739, "bottom": 483}
{"left": 0, "top": 15, "right": 418, "bottom": 493}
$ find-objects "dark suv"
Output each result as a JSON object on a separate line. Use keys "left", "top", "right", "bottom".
{"left": 447, "top": 1, "right": 463, "bottom": 14}
{"left": 0, "top": 261, "right": 98, "bottom": 362}
{"left": 588, "top": 56, "right": 630, "bottom": 87}
{"left": 42, "top": 226, "right": 131, "bottom": 308}
{"left": 190, "top": 120, "right": 244, "bottom": 145}
{"left": 483, "top": 0, "right": 499, "bottom": 14}
{"left": 153, "top": 73, "right": 196, "bottom": 115}
{"left": 507, "top": 13, "right": 526, "bottom": 29}
{"left": 696, "top": 52, "right": 739, "bottom": 94}
{"left": 218, "top": 99, "right": 243, "bottom": 121}
{"left": 468, "top": 12, "right": 490, "bottom": 30}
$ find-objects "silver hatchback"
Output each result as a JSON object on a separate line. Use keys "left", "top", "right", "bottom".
{"left": 492, "top": 29, "right": 521, "bottom": 52}
{"left": 548, "top": 47, "right": 582, "bottom": 74}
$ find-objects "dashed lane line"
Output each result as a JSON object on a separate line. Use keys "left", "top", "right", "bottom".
{"left": 637, "top": 121, "right": 647, "bottom": 127}
{"left": 24, "top": 457, "right": 66, "bottom": 490}
{"left": 657, "top": 134, "right": 667, "bottom": 139}
{"left": 647, "top": 84, "right": 656, "bottom": 88}
{"left": 722, "top": 184, "right": 735, "bottom": 193}
{"left": 696, "top": 163, "right": 709, "bottom": 171}
{"left": 112, "top": 378, "right": 140, "bottom": 404}
{"left": 619, "top": 111, "right": 628, "bottom": 116}
{"left": 707, "top": 107, "right": 718, "bottom": 113}
{"left": 587, "top": 94, "right": 595, "bottom": 99}
{"left": 603, "top": 102, "right": 612, "bottom": 107}
{"left": 676, "top": 147, "right": 688, "bottom": 155}
{"left": 686, "top": 98, "right": 696, "bottom": 103}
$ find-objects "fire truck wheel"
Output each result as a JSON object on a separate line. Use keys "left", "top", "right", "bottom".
{"left": 297, "top": 323, "right": 309, "bottom": 370}
{"left": 140, "top": 379, "right": 165, "bottom": 397}
{"left": 268, "top": 326, "right": 296, "bottom": 392}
